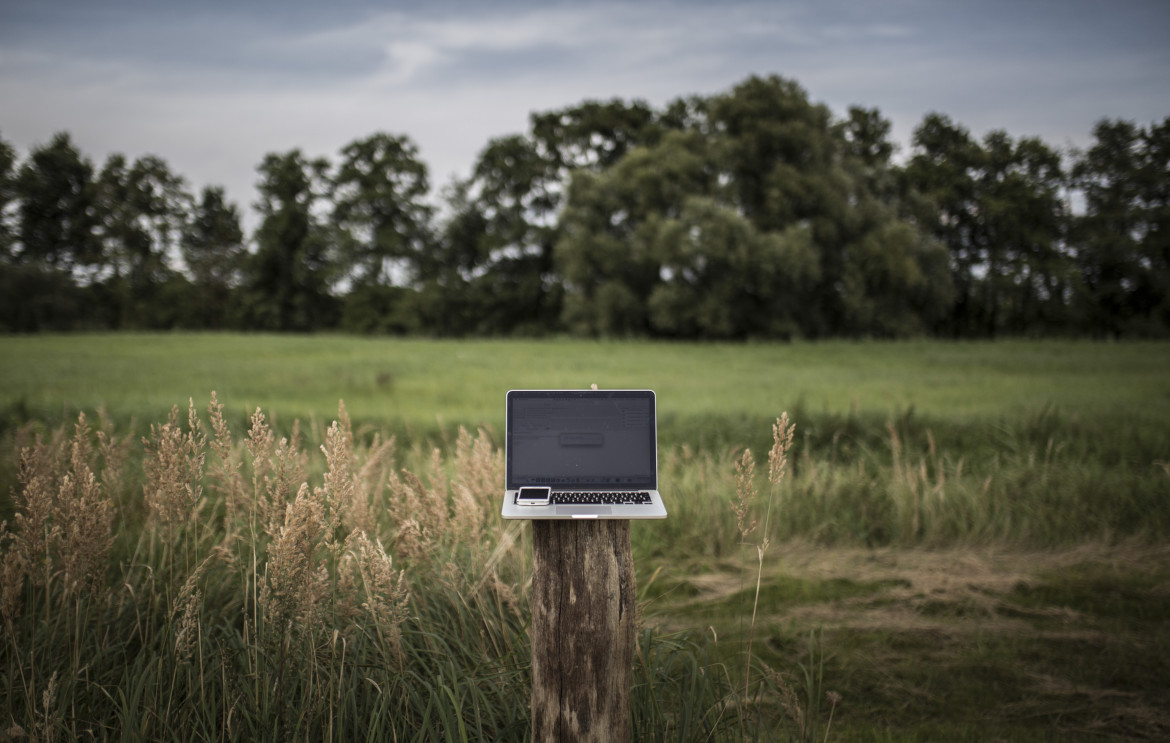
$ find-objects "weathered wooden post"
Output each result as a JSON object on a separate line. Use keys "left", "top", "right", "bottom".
{"left": 505, "top": 386, "right": 664, "bottom": 741}
{"left": 530, "top": 518, "right": 636, "bottom": 743}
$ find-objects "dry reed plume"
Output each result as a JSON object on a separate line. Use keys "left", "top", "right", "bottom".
{"left": 1, "top": 412, "right": 116, "bottom": 630}
{"left": 735, "top": 414, "right": 798, "bottom": 727}
{"left": 343, "top": 530, "right": 410, "bottom": 664}
{"left": 732, "top": 448, "right": 757, "bottom": 542}
{"left": 142, "top": 400, "right": 207, "bottom": 530}
{"left": 260, "top": 482, "right": 330, "bottom": 639}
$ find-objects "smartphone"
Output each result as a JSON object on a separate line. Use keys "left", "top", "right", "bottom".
{"left": 516, "top": 486, "right": 551, "bottom": 506}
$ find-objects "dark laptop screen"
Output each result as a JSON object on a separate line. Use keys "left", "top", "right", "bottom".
{"left": 506, "top": 390, "right": 657, "bottom": 490}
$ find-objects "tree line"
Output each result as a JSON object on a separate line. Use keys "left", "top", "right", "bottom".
{"left": 2, "top": 74, "right": 1167, "bottom": 338}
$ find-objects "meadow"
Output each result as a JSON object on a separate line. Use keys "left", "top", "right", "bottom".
{"left": 1, "top": 334, "right": 1169, "bottom": 741}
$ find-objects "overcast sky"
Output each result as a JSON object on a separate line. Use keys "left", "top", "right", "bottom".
{"left": 2, "top": 0, "right": 1168, "bottom": 222}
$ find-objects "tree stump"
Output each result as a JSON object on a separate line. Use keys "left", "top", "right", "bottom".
{"left": 530, "top": 519, "right": 636, "bottom": 743}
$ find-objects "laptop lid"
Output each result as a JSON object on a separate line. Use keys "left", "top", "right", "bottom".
{"left": 506, "top": 389, "right": 657, "bottom": 491}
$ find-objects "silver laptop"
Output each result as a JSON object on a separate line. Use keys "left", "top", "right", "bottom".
{"left": 502, "top": 389, "right": 668, "bottom": 520}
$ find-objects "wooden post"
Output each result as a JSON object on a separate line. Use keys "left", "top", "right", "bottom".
{"left": 531, "top": 519, "right": 636, "bottom": 743}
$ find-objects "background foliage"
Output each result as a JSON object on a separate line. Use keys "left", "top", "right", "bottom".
{"left": 3, "top": 74, "right": 1168, "bottom": 338}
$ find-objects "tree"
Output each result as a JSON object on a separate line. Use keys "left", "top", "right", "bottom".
{"left": 1142, "top": 118, "right": 1170, "bottom": 330}
{"left": 977, "top": 132, "right": 1071, "bottom": 333}
{"left": 1072, "top": 118, "right": 1170, "bottom": 336}
{"left": 95, "top": 153, "right": 192, "bottom": 327}
{"left": 331, "top": 133, "right": 433, "bottom": 287}
{"left": 905, "top": 115, "right": 993, "bottom": 335}
{"left": 181, "top": 186, "right": 245, "bottom": 328}
{"left": 244, "top": 150, "right": 336, "bottom": 331}
{"left": 647, "top": 196, "right": 821, "bottom": 338}
{"left": 330, "top": 133, "right": 434, "bottom": 334}
{"left": 706, "top": 75, "right": 836, "bottom": 234}
{"left": 15, "top": 132, "right": 101, "bottom": 274}
{"left": 436, "top": 133, "right": 564, "bottom": 335}
{"left": 554, "top": 80, "right": 950, "bottom": 339}
{"left": 531, "top": 98, "right": 659, "bottom": 174}
{"left": 905, "top": 115, "right": 1077, "bottom": 336}
{"left": 0, "top": 132, "right": 16, "bottom": 262}
{"left": 705, "top": 76, "right": 948, "bottom": 337}
{"left": 556, "top": 129, "right": 714, "bottom": 336}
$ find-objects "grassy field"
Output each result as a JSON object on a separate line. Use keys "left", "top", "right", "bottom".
{"left": 2, "top": 333, "right": 1169, "bottom": 741}
{"left": 4, "top": 333, "right": 1169, "bottom": 432}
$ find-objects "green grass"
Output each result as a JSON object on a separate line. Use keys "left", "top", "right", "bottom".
{"left": 3, "top": 333, "right": 1169, "bottom": 741}
{"left": 4, "top": 334, "right": 1169, "bottom": 434}
{"left": 644, "top": 546, "right": 1170, "bottom": 741}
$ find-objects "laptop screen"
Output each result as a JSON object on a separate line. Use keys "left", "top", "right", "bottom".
{"left": 506, "top": 390, "right": 657, "bottom": 490}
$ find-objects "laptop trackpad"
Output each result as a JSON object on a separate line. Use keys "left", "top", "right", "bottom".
{"left": 557, "top": 506, "right": 612, "bottom": 517}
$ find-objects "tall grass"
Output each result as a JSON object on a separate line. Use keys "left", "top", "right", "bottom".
{"left": 3, "top": 383, "right": 1168, "bottom": 739}
{"left": 2, "top": 395, "right": 783, "bottom": 741}
{"left": 639, "top": 405, "right": 1170, "bottom": 559}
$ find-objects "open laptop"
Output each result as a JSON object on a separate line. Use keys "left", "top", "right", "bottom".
{"left": 502, "top": 389, "right": 668, "bottom": 520}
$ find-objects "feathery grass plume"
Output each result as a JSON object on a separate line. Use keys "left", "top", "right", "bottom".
{"left": 207, "top": 392, "right": 249, "bottom": 523}
{"left": 36, "top": 669, "right": 60, "bottom": 743}
{"left": 319, "top": 415, "right": 354, "bottom": 548}
{"left": 886, "top": 422, "right": 923, "bottom": 541}
{"left": 732, "top": 448, "right": 757, "bottom": 542}
{"left": 426, "top": 445, "right": 450, "bottom": 524}
{"left": 762, "top": 662, "right": 806, "bottom": 741}
{"left": 353, "top": 432, "right": 395, "bottom": 531}
{"left": 0, "top": 521, "right": 24, "bottom": 627}
{"left": 388, "top": 468, "right": 443, "bottom": 559}
{"left": 246, "top": 406, "right": 293, "bottom": 534}
{"left": 95, "top": 406, "right": 131, "bottom": 499}
{"left": 245, "top": 406, "right": 276, "bottom": 489}
{"left": 451, "top": 427, "right": 503, "bottom": 544}
{"left": 320, "top": 401, "right": 395, "bottom": 539}
{"left": 142, "top": 400, "right": 207, "bottom": 529}
{"left": 238, "top": 405, "right": 308, "bottom": 539}
{"left": 55, "top": 413, "right": 115, "bottom": 598}
{"left": 171, "top": 555, "right": 213, "bottom": 664}
{"left": 11, "top": 430, "right": 66, "bottom": 591}
{"left": 264, "top": 432, "right": 308, "bottom": 540}
{"left": 735, "top": 414, "right": 798, "bottom": 723}
{"left": 261, "top": 482, "right": 329, "bottom": 638}
{"left": 768, "top": 412, "right": 796, "bottom": 487}
{"left": 394, "top": 517, "right": 425, "bottom": 563}
{"left": 345, "top": 530, "right": 410, "bottom": 665}
{"left": 762, "top": 412, "right": 796, "bottom": 554}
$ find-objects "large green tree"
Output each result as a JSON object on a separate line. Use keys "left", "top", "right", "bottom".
{"left": 905, "top": 114, "right": 1070, "bottom": 336}
{"left": 15, "top": 132, "right": 101, "bottom": 274}
{"left": 95, "top": 153, "right": 192, "bottom": 327}
{"left": 976, "top": 132, "right": 1070, "bottom": 333}
{"left": 446, "top": 133, "right": 564, "bottom": 334}
{"left": 331, "top": 133, "right": 433, "bottom": 286}
{"left": 3, "top": 133, "right": 101, "bottom": 330}
{"left": 181, "top": 186, "right": 245, "bottom": 328}
{"left": 330, "top": 133, "right": 433, "bottom": 334}
{"left": 555, "top": 75, "right": 950, "bottom": 339}
{"left": 244, "top": 150, "right": 336, "bottom": 331}
{"left": 1071, "top": 117, "right": 1170, "bottom": 335}
{"left": 429, "top": 100, "right": 666, "bottom": 335}
{"left": 557, "top": 129, "right": 721, "bottom": 336}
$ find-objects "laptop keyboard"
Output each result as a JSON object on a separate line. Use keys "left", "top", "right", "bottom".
{"left": 552, "top": 491, "right": 652, "bottom": 505}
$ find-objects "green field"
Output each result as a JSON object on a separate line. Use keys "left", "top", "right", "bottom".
{"left": 5, "top": 332, "right": 1169, "bottom": 435}
{"left": 2, "top": 334, "right": 1169, "bottom": 741}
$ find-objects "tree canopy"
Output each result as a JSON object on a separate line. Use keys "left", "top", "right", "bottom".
{"left": 2, "top": 74, "right": 1167, "bottom": 338}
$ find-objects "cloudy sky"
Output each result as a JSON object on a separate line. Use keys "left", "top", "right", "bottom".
{"left": 2, "top": 0, "right": 1168, "bottom": 221}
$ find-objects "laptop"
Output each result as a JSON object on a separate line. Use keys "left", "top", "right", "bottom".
{"left": 502, "top": 389, "right": 668, "bottom": 520}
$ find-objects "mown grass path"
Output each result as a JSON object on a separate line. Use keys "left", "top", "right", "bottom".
{"left": 648, "top": 542, "right": 1170, "bottom": 741}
